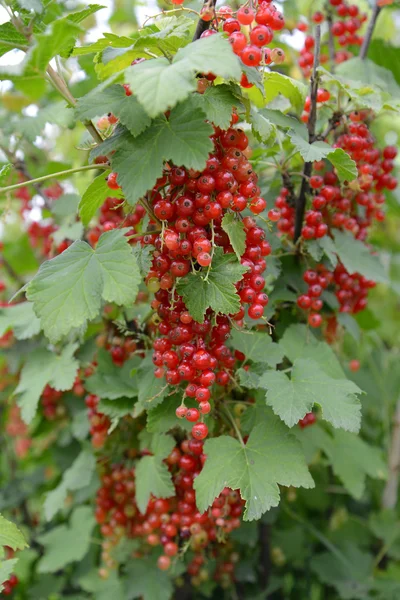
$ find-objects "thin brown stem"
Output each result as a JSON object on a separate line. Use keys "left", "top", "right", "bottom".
{"left": 359, "top": 3, "right": 382, "bottom": 60}
{"left": 327, "top": 14, "right": 336, "bottom": 72}
{"left": 192, "top": 0, "right": 217, "bottom": 41}
{"left": 1, "top": 257, "right": 24, "bottom": 287}
{"left": 294, "top": 25, "right": 321, "bottom": 243}
{"left": 382, "top": 398, "right": 400, "bottom": 509}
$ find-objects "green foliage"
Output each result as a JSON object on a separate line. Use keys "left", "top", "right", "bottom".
{"left": 333, "top": 230, "right": 388, "bottom": 284}
{"left": 26, "top": 230, "right": 141, "bottom": 342}
{"left": 111, "top": 101, "right": 214, "bottom": 205}
{"left": 78, "top": 171, "right": 123, "bottom": 226}
{"left": 135, "top": 435, "right": 175, "bottom": 513}
{"left": 230, "top": 329, "right": 284, "bottom": 368}
{"left": 44, "top": 449, "right": 96, "bottom": 520}
{"left": 194, "top": 411, "right": 314, "bottom": 520}
{"left": 176, "top": 248, "right": 248, "bottom": 322}
{"left": 14, "top": 344, "right": 79, "bottom": 423}
{"left": 221, "top": 213, "right": 246, "bottom": 260}
{"left": 125, "top": 556, "right": 173, "bottom": 600}
{"left": 0, "top": 515, "right": 28, "bottom": 551}
{"left": 76, "top": 85, "right": 151, "bottom": 137}
{"left": 85, "top": 350, "right": 138, "bottom": 400}
{"left": 259, "top": 358, "right": 361, "bottom": 431}
{"left": 37, "top": 507, "right": 95, "bottom": 573}
{"left": 125, "top": 34, "right": 241, "bottom": 118}
{"left": 190, "top": 84, "right": 243, "bottom": 129}
{"left": 0, "top": 303, "right": 41, "bottom": 340}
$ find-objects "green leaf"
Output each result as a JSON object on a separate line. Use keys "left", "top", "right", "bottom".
{"left": 37, "top": 507, "right": 95, "bottom": 573}
{"left": 327, "top": 148, "right": 358, "bottom": 183}
{"left": 52, "top": 193, "right": 80, "bottom": 220}
{"left": 258, "top": 108, "right": 307, "bottom": 137}
{"left": 25, "top": 18, "right": 82, "bottom": 73}
{"left": 288, "top": 133, "right": 357, "bottom": 182}
{"left": 26, "top": 230, "right": 141, "bottom": 342}
{"left": 328, "top": 430, "right": 387, "bottom": 499}
{"left": 75, "top": 85, "right": 151, "bottom": 137}
{"left": 85, "top": 350, "right": 138, "bottom": 399}
{"left": 280, "top": 324, "right": 345, "bottom": 379}
{"left": 14, "top": 344, "right": 79, "bottom": 424}
{"left": 0, "top": 163, "right": 12, "bottom": 185}
{"left": 147, "top": 394, "right": 191, "bottom": 433}
{"left": 111, "top": 100, "right": 214, "bottom": 206}
{"left": 333, "top": 230, "right": 388, "bottom": 284}
{"left": 44, "top": 449, "right": 96, "bottom": 521}
{"left": 250, "top": 108, "right": 276, "bottom": 143}
{"left": 0, "top": 515, "right": 28, "bottom": 550}
{"left": 132, "top": 244, "right": 154, "bottom": 277}
{"left": 176, "top": 248, "right": 247, "bottom": 323}
{"left": 230, "top": 330, "right": 284, "bottom": 368}
{"left": 0, "top": 559, "right": 18, "bottom": 593}
{"left": 78, "top": 172, "right": 123, "bottom": 226}
{"left": 0, "top": 303, "right": 41, "bottom": 340}
{"left": 0, "top": 22, "right": 27, "bottom": 57}
{"left": 336, "top": 57, "right": 400, "bottom": 98}
{"left": 135, "top": 435, "right": 175, "bottom": 513}
{"left": 125, "top": 557, "right": 173, "bottom": 600}
{"left": 318, "top": 235, "right": 338, "bottom": 268}
{"left": 125, "top": 34, "right": 241, "bottom": 118}
{"left": 221, "top": 213, "right": 246, "bottom": 260}
{"left": 135, "top": 354, "right": 170, "bottom": 415}
{"left": 264, "top": 72, "right": 306, "bottom": 111}
{"left": 368, "top": 40, "right": 400, "bottom": 86}
{"left": 97, "top": 397, "right": 134, "bottom": 419}
{"left": 259, "top": 358, "right": 361, "bottom": 431}
{"left": 311, "top": 543, "right": 373, "bottom": 599}
{"left": 194, "top": 411, "right": 314, "bottom": 521}
{"left": 190, "top": 84, "right": 243, "bottom": 129}
{"left": 288, "top": 131, "right": 332, "bottom": 162}
{"left": 52, "top": 222, "right": 84, "bottom": 246}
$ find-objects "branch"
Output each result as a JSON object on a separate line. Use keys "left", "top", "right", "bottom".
{"left": 382, "top": 398, "right": 400, "bottom": 509}
{"left": 327, "top": 15, "right": 336, "bottom": 72}
{"left": 359, "top": 3, "right": 382, "bottom": 60}
{"left": 192, "top": 0, "right": 217, "bottom": 41}
{"left": 0, "top": 257, "right": 24, "bottom": 287}
{"left": 294, "top": 25, "right": 321, "bottom": 243}
{"left": 0, "top": 164, "right": 108, "bottom": 195}
{"left": 258, "top": 522, "right": 271, "bottom": 589}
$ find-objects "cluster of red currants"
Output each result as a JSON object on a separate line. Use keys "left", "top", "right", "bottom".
{"left": 95, "top": 439, "right": 243, "bottom": 577}
{"left": 215, "top": 1, "right": 286, "bottom": 86}
{"left": 40, "top": 384, "right": 64, "bottom": 420}
{"left": 85, "top": 393, "right": 111, "bottom": 449}
{"left": 102, "top": 121, "right": 273, "bottom": 438}
{"left": 297, "top": 0, "right": 368, "bottom": 76}
{"left": 87, "top": 192, "right": 146, "bottom": 248}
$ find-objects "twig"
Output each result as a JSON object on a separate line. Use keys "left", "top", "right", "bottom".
{"left": 294, "top": 25, "right": 321, "bottom": 243}
{"left": 359, "top": 3, "right": 382, "bottom": 60}
{"left": 192, "top": 0, "right": 217, "bottom": 41}
{"left": 382, "top": 398, "right": 400, "bottom": 509}
{"left": 0, "top": 257, "right": 24, "bottom": 287}
{"left": 258, "top": 523, "right": 271, "bottom": 589}
{"left": 326, "top": 14, "right": 336, "bottom": 72}
{"left": 0, "top": 164, "right": 108, "bottom": 195}
{"left": 223, "top": 405, "right": 245, "bottom": 448}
